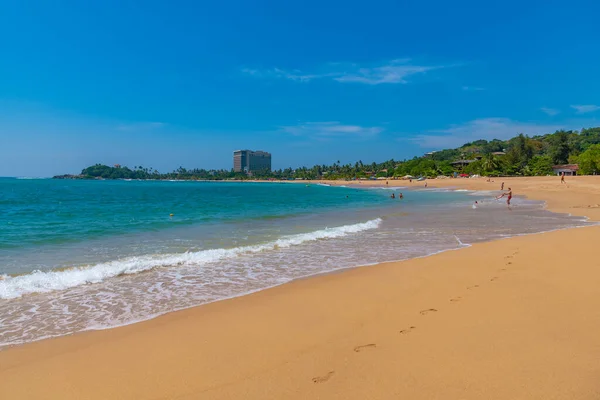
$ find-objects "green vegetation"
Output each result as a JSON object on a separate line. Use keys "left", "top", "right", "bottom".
{"left": 577, "top": 144, "right": 600, "bottom": 175}
{"left": 56, "top": 127, "right": 600, "bottom": 181}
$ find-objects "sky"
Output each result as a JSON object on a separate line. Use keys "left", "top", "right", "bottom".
{"left": 1, "top": 0, "right": 599, "bottom": 177}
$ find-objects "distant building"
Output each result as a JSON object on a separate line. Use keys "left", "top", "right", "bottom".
{"left": 233, "top": 150, "right": 272, "bottom": 173}
{"left": 450, "top": 159, "right": 477, "bottom": 167}
{"left": 552, "top": 164, "right": 579, "bottom": 176}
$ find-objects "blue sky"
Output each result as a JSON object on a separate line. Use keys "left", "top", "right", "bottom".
{"left": 1, "top": 0, "right": 599, "bottom": 176}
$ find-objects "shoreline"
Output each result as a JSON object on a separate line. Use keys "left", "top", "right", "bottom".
{"left": 1, "top": 216, "right": 592, "bottom": 350}
{"left": 0, "top": 181, "right": 587, "bottom": 347}
{"left": 1, "top": 176, "right": 600, "bottom": 399}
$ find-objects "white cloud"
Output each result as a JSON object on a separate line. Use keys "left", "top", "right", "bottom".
{"left": 409, "top": 118, "right": 565, "bottom": 149}
{"left": 241, "top": 67, "right": 323, "bottom": 82}
{"left": 462, "top": 86, "right": 485, "bottom": 91}
{"left": 242, "top": 59, "right": 446, "bottom": 85}
{"left": 540, "top": 107, "right": 560, "bottom": 116}
{"left": 240, "top": 68, "right": 259, "bottom": 76}
{"left": 116, "top": 122, "right": 166, "bottom": 132}
{"left": 334, "top": 59, "right": 439, "bottom": 85}
{"left": 281, "top": 122, "right": 383, "bottom": 139}
{"left": 570, "top": 104, "right": 600, "bottom": 114}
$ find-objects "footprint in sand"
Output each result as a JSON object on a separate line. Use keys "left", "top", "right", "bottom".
{"left": 399, "top": 326, "right": 416, "bottom": 335}
{"left": 467, "top": 285, "right": 479, "bottom": 290}
{"left": 354, "top": 343, "right": 376, "bottom": 352}
{"left": 450, "top": 297, "right": 462, "bottom": 302}
{"left": 312, "top": 371, "right": 335, "bottom": 383}
{"left": 490, "top": 277, "right": 499, "bottom": 281}
{"left": 505, "top": 255, "right": 513, "bottom": 259}
{"left": 419, "top": 308, "right": 438, "bottom": 315}
{"left": 506, "top": 262, "right": 512, "bottom": 265}
{"left": 499, "top": 268, "right": 507, "bottom": 272}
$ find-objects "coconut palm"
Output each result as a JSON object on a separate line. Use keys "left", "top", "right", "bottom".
{"left": 481, "top": 153, "right": 501, "bottom": 174}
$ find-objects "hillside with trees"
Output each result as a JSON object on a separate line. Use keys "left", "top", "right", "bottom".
{"left": 57, "top": 127, "right": 600, "bottom": 181}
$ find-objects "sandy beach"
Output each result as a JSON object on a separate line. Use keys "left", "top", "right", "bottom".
{"left": 1, "top": 176, "right": 600, "bottom": 400}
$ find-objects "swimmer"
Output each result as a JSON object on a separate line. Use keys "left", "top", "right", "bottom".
{"left": 399, "top": 193, "right": 404, "bottom": 199}
{"left": 391, "top": 193, "right": 396, "bottom": 199}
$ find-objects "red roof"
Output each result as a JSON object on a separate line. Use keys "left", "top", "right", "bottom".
{"left": 552, "top": 164, "right": 579, "bottom": 171}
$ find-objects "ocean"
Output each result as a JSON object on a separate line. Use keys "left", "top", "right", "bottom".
{"left": 0, "top": 178, "right": 591, "bottom": 347}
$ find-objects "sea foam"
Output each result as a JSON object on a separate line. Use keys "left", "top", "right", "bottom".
{"left": 0, "top": 218, "right": 382, "bottom": 299}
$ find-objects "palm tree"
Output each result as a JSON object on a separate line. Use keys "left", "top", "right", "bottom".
{"left": 481, "top": 153, "right": 500, "bottom": 174}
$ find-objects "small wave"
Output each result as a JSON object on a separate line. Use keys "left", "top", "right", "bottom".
{"left": 454, "top": 235, "right": 468, "bottom": 246}
{"left": 0, "top": 218, "right": 382, "bottom": 300}
{"left": 367, "top": 187, "right": 406, "bottom": 191}
{"left": 468, "top": 190, "right": 498, "bottom": 196}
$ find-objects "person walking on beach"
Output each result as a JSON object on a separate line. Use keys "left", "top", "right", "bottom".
{"left": 561, "top": 172, "right": 565, "bottom": 184}
{"left": 501, "top": 182, "right": 504, "bottom": 191}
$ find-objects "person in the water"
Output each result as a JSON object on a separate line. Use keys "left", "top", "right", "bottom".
{"left": 391, "top": 193, "right": 395, "bottom": 199}
{"left": 496, "top": 188, "right": 513, "bottom": 206}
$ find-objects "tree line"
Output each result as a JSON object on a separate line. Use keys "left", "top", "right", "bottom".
{"left": 58, "top": 127, "right": 600, "bottom": 181}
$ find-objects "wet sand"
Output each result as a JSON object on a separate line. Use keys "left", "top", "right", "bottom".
{"left": 1, "top": 176, "right": 600, "bottom": 400}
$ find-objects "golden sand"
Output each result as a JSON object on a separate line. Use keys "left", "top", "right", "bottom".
{"left": 1, "top": 176, "right": 599, "bottom": 400}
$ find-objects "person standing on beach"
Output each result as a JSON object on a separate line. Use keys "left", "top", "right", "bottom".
{"left": 501, "top": 182, "right": 504, "bottom": 191}
{"left": 561, "top": 172, "right": 565, "bottom": 184}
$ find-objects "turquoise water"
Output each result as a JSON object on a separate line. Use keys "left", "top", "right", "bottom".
{"left": 0, "top": 178, "right": 591, "bottom": 347}
{"left": 1, "top": 179, "right": 388, "bottom": 250}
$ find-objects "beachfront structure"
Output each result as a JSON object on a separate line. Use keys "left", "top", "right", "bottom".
{"left": 233, "top": 150, "right": 272, "bottom": 173}
{"left": 450, "top": 159, "right": 477, "bottom": 167}
{"left": 552, "top": 164, "right": 579, "bottom": 176}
